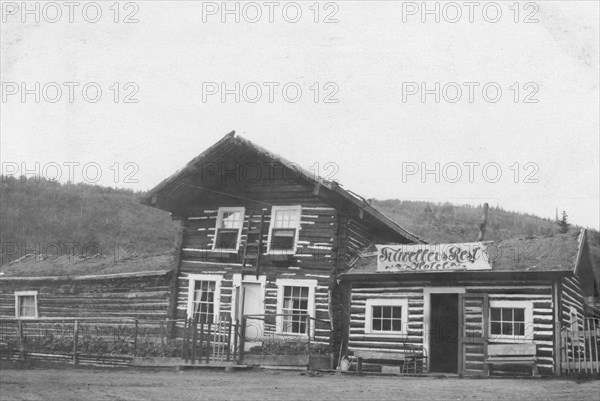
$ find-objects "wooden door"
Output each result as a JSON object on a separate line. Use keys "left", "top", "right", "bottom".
{"left": 240, "top": 283, "right": 263, "bottom": 350}
{"left": 458, "top": 294, "right": 489, "bottom": 376}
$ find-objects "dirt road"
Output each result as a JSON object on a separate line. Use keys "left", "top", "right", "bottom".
{"left": 1, "top": 367, "right": 599, "bottom": 401}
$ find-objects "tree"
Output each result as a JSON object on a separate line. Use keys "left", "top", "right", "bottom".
{"left": 557, "top": 210, "right": 570, "bottom": 233}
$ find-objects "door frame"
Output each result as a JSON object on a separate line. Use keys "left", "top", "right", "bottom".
{"left": 231, "top": 273, "right": 266, "bottom": 324}
{"left": 423, "top": 287, "right": 465, "bottom": 373}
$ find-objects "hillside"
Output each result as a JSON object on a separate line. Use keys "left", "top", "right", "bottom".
{"left": 0, "top": 176, "right": 597, "bottom": 267}
{"left": 0, "top": 176, "right": 179, "bottom": 265}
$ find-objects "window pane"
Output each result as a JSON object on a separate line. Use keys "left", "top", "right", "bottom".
{"left": 392, "top": 307, "right": 402, "bottom": 319}
{"left": 272, "top": 229, "right": 295, "bottom": 250}
{"left": 382, "top": 306, "right": 391, "bottom": 318}
{"left": 502, "top": 308, "right": 512, "bottom": 321}
{"left": 491, "top": 322, "right": 501, "bottom": 334}
{"left": 382, "top": 319, "right": 391, "bottom": 331}
{"left": 502, "top": 322, "right": 512, "bottom": 335}
{"left": 215, "top": 229, "right": 238, "bottom": 250}
{"left": 515, "top": 322, "right": 525, "bottom": 336}
{"left": 372, "top": 306, "right": 382, "bottom": 318}
{"left": 514, "top": 308, "right": 525, "bottom": 322}
{"left": 491, "top": 308, "right": 501, "bottom": 321}
{"left": 373, "top": 319, "right": 382, "bottom": 331}
{"left": 392, "top": 319, "right": 402, "bottom": 332}
{"left": 221, "top": 211, "right": 241, "bottom": 228}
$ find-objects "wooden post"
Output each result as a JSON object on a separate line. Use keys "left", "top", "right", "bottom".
{"left": 133, "top": 320, "right": 138, "bottom": 358}
{"left": 306, "top": 315, "right": 311, "bottom": 369}
{"left": 232, "top": 322, "right": 238, "bottom": 363}
{"left": 198, "top": 320, "right": 204, "bottom": 364}
{"left": 206, "top": 322, "right": 212, "bottom": 364}
{"left": 239, "top": 317, "right": 247, "bottom": 364}
{"left": 72, "top": 320, "right": 79, "bottom": 366}
{"left": 226, "top": 317, "right": 232, "bottom": 362}
{"left": 18, "top": 320, "right": 25, "bottom": 361}
{"left": 191, "top": 317, "right": 198, "bottom": 364}
{"left": 182, "top": 318, "right": 189, "bottom": 363}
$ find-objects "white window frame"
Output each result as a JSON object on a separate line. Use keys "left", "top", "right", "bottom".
{"left": 212, "top": 207, "right": 245, "bottom": 253}
{"left": 488, "top": 300, "right": 534, "bottom": 342}
{"left": 365, "top": 298, "right": 409, "bottom": 336}
{"left": 186, "top": 274, "right": 222, "bottom": 322}
{"left": 275, "top": 278, "right": 317, "bottom": 336}
{"left": 267, "top": 205, "right": 302, "bottom": 254}
{"left": 15, "top": 291, "right": 38, "bottom": 319}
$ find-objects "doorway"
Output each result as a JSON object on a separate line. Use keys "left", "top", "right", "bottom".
{"left": 233, "top": 275, "right": 265, "bottom": 350}
{"left": 429, "top": 293, "right": 459, "bottom": 373}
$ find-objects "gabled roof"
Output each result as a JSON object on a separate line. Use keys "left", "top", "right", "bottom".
{"left": 345, "top": 229, "right": 590, "bottom": 276}
{"left": 141, "top": 131, "right": 423, "bottom": 244}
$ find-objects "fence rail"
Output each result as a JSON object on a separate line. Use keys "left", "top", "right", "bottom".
{"left": 561, "top": 317, "right": 600, "bottom": 374}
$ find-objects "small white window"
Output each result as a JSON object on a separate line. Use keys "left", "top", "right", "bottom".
{"left": 489, "top": 300, "right": 533, "bottom": 341}
{"left": 213, "top": 207, "right": 245, "bottom": 252}
{"left": 15, "top": 291, "right": 38, "bottom": 319}
{"left": 268, "top": 206, "right": 301, "bottom": 253}
{"left": 365, "top": 299, "right": 408, "bottom": 335}
{"left": 186, "top": 274, "right": 222, "bottom": 323}
{"left": 276, "top": 279, "right": 316, "bottom": 335}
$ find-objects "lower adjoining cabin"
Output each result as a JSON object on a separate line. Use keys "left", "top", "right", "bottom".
{"left": 339, "top": 230, "right": 599, "bottom": 376}
{"left": 0, "top": 254, "right": 174, "bottom": 321}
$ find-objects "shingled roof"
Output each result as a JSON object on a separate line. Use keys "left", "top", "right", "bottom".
{"left": 346, "top": 229, "right": 589, "bottom": 275}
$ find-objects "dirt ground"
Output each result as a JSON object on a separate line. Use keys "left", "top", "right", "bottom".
{"left": 1, "top": 366, "right": 599, "bottom": 401}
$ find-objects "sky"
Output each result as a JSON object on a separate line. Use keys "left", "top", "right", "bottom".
{"left": 1, "top": 1, "right": 599, "bottom": 229}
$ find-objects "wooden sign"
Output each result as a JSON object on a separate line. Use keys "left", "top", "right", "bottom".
{"left": 376, "top": 243, "right": 491, "bottom": 272}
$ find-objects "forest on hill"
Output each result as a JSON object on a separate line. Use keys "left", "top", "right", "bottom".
{"left": 0, "top": 176, "right": 597, "bottom": 266}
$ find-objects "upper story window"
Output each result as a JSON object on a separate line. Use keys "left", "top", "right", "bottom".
{"left": 213, "top": 207, "right": 245, "bottom": 252}
{"left": 268, "top": 206, "right": 301, "bottom": 253}
{"left": 15, "top": 291, "right": 38, "bottom": 319}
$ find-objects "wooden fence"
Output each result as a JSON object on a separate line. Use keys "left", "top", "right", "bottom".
{"left": 561, "top": 317, "right": 600, "bottom": 374}
{"left": 0, "top": 317, "right": 178, "bottom": 367}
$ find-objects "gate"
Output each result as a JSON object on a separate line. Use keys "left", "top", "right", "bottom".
{"left": 181, "top": 314, "right": 236, "bottom": 364}
{"left": 561, "top": 317, "right": 600, "bottom": 374}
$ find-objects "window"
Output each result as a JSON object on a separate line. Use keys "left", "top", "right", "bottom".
{"left": 186, "top": 274, "right": 222, "bottom": 323}
{"left": 268, "top": 206, "right": 301, "bottom": 252}
{"left": 365, "top": 299, "right": 408, "bottom": 335}
{"left": 282, "top": 286, "right": 309, "bottom": 334}
{"left": 276, "top": 279, "right": 316, "bottom": 335}
{"left": 490, "top": 308, "right": 525, "bottom": 336}
{"left": 213, "top": 207, "right": 245, "bottom": 251}
{"left": 15, "top": 291, "right": 38, "bottom": 318}
{"left": 489, "top": 300, "right": 533, "bottom": 341}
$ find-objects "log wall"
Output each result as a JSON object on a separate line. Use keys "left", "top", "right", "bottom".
{"left": 348, "top": 277, "right": 561, "bottom": 375}
{"left": 0, "top": 271, "right": 173, "bottom": 320}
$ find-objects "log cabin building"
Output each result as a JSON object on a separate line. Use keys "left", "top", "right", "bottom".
{"left": 341, "top": 230, "right": 599, "bottom": 376}
{"left": 0, "top": 254, "right": 174, "bottom": 321}
{"left": 140, "top": 131, "right": 424, "bottom": 352}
